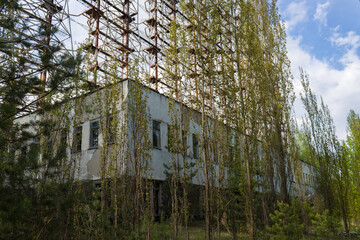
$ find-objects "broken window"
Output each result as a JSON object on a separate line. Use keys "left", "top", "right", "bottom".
{"left": 90, "top": 121, "right": 99, "bottom": 148}
{"left": 153, "top": 120, "right": 161, "bottom": 149}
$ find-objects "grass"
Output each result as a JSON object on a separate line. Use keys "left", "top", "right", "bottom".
{"left": 151, "top": 220, "right": 248, "bottom": 239}
{"left": 149, "top": 220, "right": 360, "bottom": 240}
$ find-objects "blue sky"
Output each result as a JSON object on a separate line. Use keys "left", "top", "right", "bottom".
{"left": 277, "top": 0, "right": 360, "bottom": 139}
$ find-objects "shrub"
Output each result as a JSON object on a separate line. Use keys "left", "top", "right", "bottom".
{"left": 311, "top": 209, "right": 340, "bottom": 238}
{"left": 267, "top": 201, "right": 304, "bottom": 240}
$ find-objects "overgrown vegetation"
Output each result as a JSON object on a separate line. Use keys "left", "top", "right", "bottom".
{"left": 1, "top": 0, "right": 359, "bottom": 239}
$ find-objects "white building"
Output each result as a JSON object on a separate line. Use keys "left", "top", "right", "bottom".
{"left": 16, "top": 79, "right": 314, "bottom": 218}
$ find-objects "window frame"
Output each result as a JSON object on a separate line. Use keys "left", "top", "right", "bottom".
{"left": 89, "top": 120, "right": 99, "bottom": 149}
{"left": 152, "top": 120, "right": 161, "bottom": 149}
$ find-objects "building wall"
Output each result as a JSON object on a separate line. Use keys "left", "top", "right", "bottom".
{"left": 131, "top": 80, "right": 205, "bottom": 184}
{"left": 72, "top": 81, "right": 129, "bottom": 180}
{"left": 15, "top": 80, "right": 315, "bottom": 197}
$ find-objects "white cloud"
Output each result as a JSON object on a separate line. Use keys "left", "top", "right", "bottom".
{"left": 331, "top": 31, "right": 360, "bottom": 50}
{"left": 314, "top": 1, "right": 331, "bottom": 26}
{"left": 330, "top": 30, "right": 360, "bottom": 67}
{"left": 283, "top": 1, "right": 307, "bottom": 30}
{"left": 287, "top": 34, "right": 360, "bottom": 139}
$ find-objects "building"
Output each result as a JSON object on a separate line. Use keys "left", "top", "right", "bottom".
{"left": 16, "top": 79, "right": 315, "bottom": 220}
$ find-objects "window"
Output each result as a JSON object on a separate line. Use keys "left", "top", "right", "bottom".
{"left": 193, "top": 134, "right": 199, "bottom": 159}
{"left": 73, "top": 126, "right": 82, "bottom": 153}
{"left": 153, "top": 120, "right": 161, "bottom": 149}
{"left": 90, "top": 121, "right": 99, "bottom": 148}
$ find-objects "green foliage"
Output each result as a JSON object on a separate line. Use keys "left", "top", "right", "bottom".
{"left": 73, "top": 191, "right": 107, "bottom": 239}
{"left": 150, "top": 221, "right": 173, "bottom": 240}
{"left": 267, "top": 201, "right": 304, "bottom": 240}
{"left": 300, "top": 69, "right": 352, "bottom": 233}
{"left": 3, "top": 0, "right": 352, "bottom": 239}
{"left": 346, "top": 110, "right": 360, "bottom": 225}
{"left": 0, "top": 1, "right": 84, "bottom": 239}
{"left": 300, "top": 69, "right": 338, "bottom": 214}
{"left": 311, "top": 210, "right": 340, "bottom": 238}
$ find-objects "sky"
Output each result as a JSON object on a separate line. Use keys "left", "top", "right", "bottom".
{"left": 276, "top": 0, "right": 360, "bottom": 139}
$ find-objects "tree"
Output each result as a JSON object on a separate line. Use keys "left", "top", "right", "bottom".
{"left": 0, "top": 1, "right": 83, "bottom": 239}
{"left": 300, "top": 68, "right": 350, "bottom": 233}
{"left": 346, "top": 110, "right": 360, "bottom": 227}
{"left": 300, "top": 69, "right": 336, "bottom": 213}
{"left": 267, "top": 201, "right": 304, "bottom": 240}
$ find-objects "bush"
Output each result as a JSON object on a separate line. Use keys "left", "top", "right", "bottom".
{"left": 311, "top": 209, "right": 340, "bottom": 238}
{"left": 267, "top": 201, "right": 304, "bottom": 240}
{"left": 151, "top": 221, "right": 172, "bottom": 240}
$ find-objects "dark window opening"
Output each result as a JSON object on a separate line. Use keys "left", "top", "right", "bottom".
{"left": 193, "top": 134, "right": 199, "bottom": 159}
{"left": 153, "top": 121, "right": 161, "bottom": 149}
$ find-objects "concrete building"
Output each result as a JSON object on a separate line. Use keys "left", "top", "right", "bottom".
{"left": 16, "top": 79, "right": 315, "bottom": 218}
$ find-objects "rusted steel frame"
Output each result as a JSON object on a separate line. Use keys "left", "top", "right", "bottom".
{"left": 92, "top": 0, "right": 100, "bottom": 83}
{"left": 125, "top": 0, "right": 130, "bottom": 78}
{"left": 41, "top": 0, "right": 54, "bottom": 90}
{"left": 96, "top": 30, "right": 134, "bottom": 52}
{"left": 154, "top": 0, "right": 158, "bottom": 90}
{"left": 172, "top": 0, "right": 178, "bottom": 96}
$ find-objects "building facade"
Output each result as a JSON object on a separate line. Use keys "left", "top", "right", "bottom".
{"left": 16, "top": 79, "right": 314, "bottom": 218}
